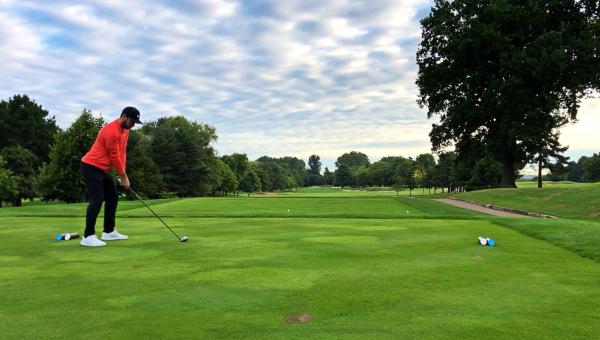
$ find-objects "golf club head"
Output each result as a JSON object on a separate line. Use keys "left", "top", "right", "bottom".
{"left": 180, "top": 236, "right": 189, "bottom": 242}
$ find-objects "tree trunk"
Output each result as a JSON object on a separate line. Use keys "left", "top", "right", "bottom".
{"left": 537, "top": 158, "right": 543, "bottom": 188}
{"left": 499, "top": 148, "right": 517, "bottom": 188}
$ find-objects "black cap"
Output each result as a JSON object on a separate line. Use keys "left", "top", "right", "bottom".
{"left": 122, "top": 106, "right": 142, "bottom": 124}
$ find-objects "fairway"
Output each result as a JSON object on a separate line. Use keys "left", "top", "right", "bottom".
{"left": 1, "top": 192, "right": 600, "bottom": 339}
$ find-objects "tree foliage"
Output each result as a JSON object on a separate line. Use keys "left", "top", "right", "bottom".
{"left": 37, "top": 109, "right": 104, "bottom": 202}
{"left": 417, "top": 0, "right": 600, "bottom": 187}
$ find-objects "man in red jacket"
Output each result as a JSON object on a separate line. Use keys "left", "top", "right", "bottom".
{"left": 79, "top": 107, "right": 142, "bottom": 247}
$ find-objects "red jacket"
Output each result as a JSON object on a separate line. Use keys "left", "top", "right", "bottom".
{"left": 81, "top": 119, "right": 129, "bottom": 175}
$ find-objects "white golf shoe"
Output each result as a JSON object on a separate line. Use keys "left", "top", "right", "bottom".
{"left": 101, "top": 230, "right": 129, "bottom": 241}
{"left": 80, "top": 235, "right": 106, "bottom": 247}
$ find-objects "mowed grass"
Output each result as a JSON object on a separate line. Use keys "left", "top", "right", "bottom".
{"left": 454, "top": 181, "right": 600, "bottom": 221}
{"left": 1, "top": 193, "right": 600, "bottom": 339}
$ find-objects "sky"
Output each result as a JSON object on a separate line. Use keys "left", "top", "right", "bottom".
{"left": 1, "top": 0, "right": 598, "bottom": 172}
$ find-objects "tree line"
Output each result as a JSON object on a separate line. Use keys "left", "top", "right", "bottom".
{"left": 1, "top": 94, "right": 599, "bottom": 206}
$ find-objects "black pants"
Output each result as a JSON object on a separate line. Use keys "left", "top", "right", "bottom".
{"left": 80, "top": 162, "right": 118, "bottom": 237}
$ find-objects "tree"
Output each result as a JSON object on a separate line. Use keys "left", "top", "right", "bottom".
{"left": 582, "top": 153, "right": 600, "bottom": 182}
{"left": 239, "top": 170, "right": 260, "bottom": 197}
{"left": 306, "top": 154, "right": 324, "bottom": 186}
{"left": 565, "top": 160, "right": 584, "bottom": 182}
{"left": 417, "top": 0, "right": 600, "bottom": 188}
{"left": 148, "top": 116, "right": 217, "bottom": 197}
{"left": 126, "top": 132, "right": 165, "bottom": 198}
{"left": 392, "top": 173, "right": 406, "bottom": 195}
{"left": 354, "top": 166, "right": 370, "bottom": 187}
{"left": 0, "top": 156, "right": 18, "bottom": 207}
{"left": 248, "top": 161, "right": 269, "bottom": 192}
{"left": 280, "top": 156, "right": 307, "bottom": 189}
{"left": 0, "top": 95, "right": 59, "bottom": 168}
{"left": 368, "top": 160, "right": 390, "bottom": 186}
{"left": 257, "top": 159, "right": 287, "bottom": 191}
{"left": 467, "top": 155, "right": 503, "bottom": 190}
{"left": 0, "top": 145, "right": 36, "bottom": 206}
{"left": 407, "top": 167, "right": 417, "bottom": 196}
{"left": 308, "top": 155, "right": 322, "bottom": 175}
{"left": 37, "top": 109, "right": 104, "bottom": 202}
{"left": 334, "top": 163, "right": 353, "bottom": 187}
{"left": 323, "top": 167, "right": 334, "bottom": 185}
{"left": 433, "top": 152, "right": 457, "bottom": 193}
{"left": 416, "top": 153, "right": 435, "bottom": 172}
{"left": 533, "top": 130, "right": 569, "bottom": 188}
{"left": 336, "top": 151, "right": 370, "bottom": 171}
{"left": 222, "top": 153, "right": 249, "bottom": 188}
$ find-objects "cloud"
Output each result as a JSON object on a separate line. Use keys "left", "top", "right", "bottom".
{"left": 0, "top": 0, "right": 598, "bottom": 172}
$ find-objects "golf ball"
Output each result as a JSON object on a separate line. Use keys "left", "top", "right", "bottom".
{"left": 406, "top": 210, "right": 409, "bottom": 214}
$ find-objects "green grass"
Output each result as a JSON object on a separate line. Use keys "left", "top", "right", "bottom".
{"left": 1, "top": 190, "right": 600, "bottom": 338}
{"left": 453, "top": 181, "right": 600, "bottom": 221}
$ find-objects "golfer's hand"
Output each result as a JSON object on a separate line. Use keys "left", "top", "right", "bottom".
{"left": 119, "top": 174, "right": 130, "bottom": 189}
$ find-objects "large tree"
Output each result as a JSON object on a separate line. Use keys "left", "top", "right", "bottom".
{"left": 37, "top": 109, "right": 104, "bottom": 202}
{"left": 417, "top": 0, "right": 600, "bottom": 187}
{"left": 0, "top": 95, "right": 59, "bottom": 167}
{"left": 0, "top": 146, "right": 36, "bottom": 206}
{"left": 126, "top": 132, "right": 165, "bottom": 198}
{"left": 147, "top": 116, "right": 217, "bottom": 197}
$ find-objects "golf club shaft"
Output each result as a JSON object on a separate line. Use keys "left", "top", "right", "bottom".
{"left": 128, "top": 187, "right": 182, "bottom": 240}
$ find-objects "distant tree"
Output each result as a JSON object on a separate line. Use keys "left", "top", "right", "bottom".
{"left": 222, "top": 153, "right": 249, "bottom": 185}
{"left": 149, "top": 116, "right": 217, "bottom": 197}
{"left": 416, "top": 153, "right": 436, "bottom": 172}
{"left": 433, "top": 152, "right": 457, "bottom": 193}
{"left": 306, "top": 154, "right": 324, "bottom": 186}
{"left": 239, "top": 170, "right": 260, "bottom": 197}
{"left": 565, "top": 160, "right": 585, "bottom": 182}
{"left": 467, "top": 155, "right": 502, "bottom": 190}
{"left": 0, "top": 94, "right": 59, "bottom": 168}
{"left": 354, "top": 166, "right": 370, "bottom": 187}
{"left": 285, "top": 175, "right": 298, "bottom": 191}
{"left": 407, "top": 167, "right": 417, "bottom": 196}
{"left": 258, "top": 159, "right": 287, "bottom": 191}
{"left": 0, "top": 156, "right": 18, "bottom": 207}
{"left": 533, "top": 130, "right": 569, "bottom": 188}
{"left": 392, "top": 174, "right": 406, "bottom": 196}
{"left": 308, "top": 155, "right": 322, "bottom": 175}
{"left": 248, "top": 161, "right": 269, "bottom": 192}
{"left": 0, "top": 145, "right": 36, "bottom": 206}
{"left": 126, "top": 133, "right": 165, "bottom": 198}
{"left": 37, "top": 109, "right": 104, "bottom": 202}
{"left": 323, "top": 167, "right": 334, "bottom": 185}
{"left": 336, "top": 151, "right": 370, "bottom": 171}
{"left": 368, "top": 160, "right": 392, "bottom": 186}
{"left": 413, "top": 166, "right": 425, "bottom": 193}
{"left": 334, "top": 163, "right": 353, "bottom": 187}
{"left": 280, "top": 156, "right": 307, "bottom": 189}
{"left": 582, "top": 153, "right": 600, "bottom": 182}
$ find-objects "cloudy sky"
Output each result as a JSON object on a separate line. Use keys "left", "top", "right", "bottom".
{"left": 1, "top": 0, "right": 598, "bottom": 171}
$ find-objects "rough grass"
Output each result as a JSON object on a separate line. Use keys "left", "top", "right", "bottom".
{"left": 453, "top": 181, "right": 600, "bottom": 221}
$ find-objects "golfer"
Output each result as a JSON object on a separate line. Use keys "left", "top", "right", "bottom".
{"left": 79, "top": 107, "right": 142, "bottom": 247}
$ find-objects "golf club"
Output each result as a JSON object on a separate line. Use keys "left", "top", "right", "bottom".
{"left": 126, "top": 185, "right": 188, "bottom": 242}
